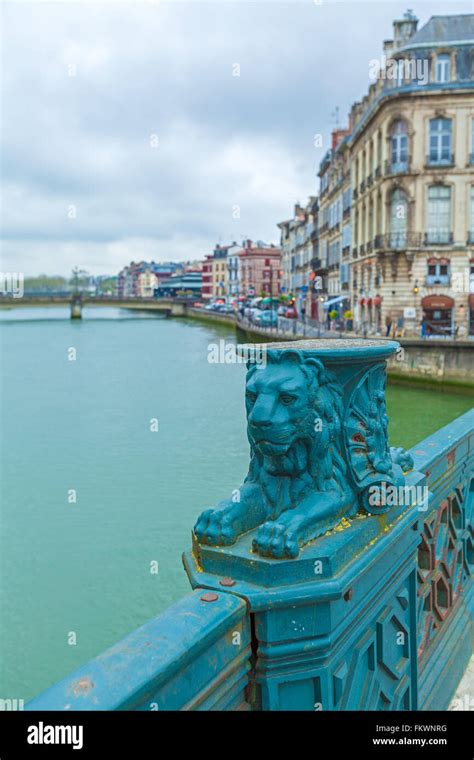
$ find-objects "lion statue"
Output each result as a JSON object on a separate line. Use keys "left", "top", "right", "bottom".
{"left": 194, "top": 349, "right": 358, "bottom": 559}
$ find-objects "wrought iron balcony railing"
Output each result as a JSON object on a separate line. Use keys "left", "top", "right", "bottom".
{"left": 426, "top": 154, "right": 455, "bottom": 168}
{"left": 374, "top": 232, "right": 423, "bottom": 250}
{"left": 424, "top": 231, "right": 453, "bottom": 245}
{"left": 385, "top": 158, "right": 410, "bottom": 175}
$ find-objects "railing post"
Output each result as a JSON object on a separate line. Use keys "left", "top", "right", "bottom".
{"left": 185, "top": 338, "right": 432, "bottom": 710}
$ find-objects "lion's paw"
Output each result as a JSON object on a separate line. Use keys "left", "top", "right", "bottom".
{"left": 252, "top": 521, "right": 299, "bottom": 559}
{"left": 194, "top": 508, "right": 238, "bottom": 546}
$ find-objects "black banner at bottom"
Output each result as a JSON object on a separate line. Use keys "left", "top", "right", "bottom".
{"left": 0, "top": 710, "right": 471, "bottom": 757}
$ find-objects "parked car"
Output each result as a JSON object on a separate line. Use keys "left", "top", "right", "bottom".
{"left": 215, "top": 304, "right": 234, "bottom": 314}
{"left": 254, "top": 310, "right": 278, "bottom": 327}
{"left": 285, "top": 306, "right": 298, "bottom": 318}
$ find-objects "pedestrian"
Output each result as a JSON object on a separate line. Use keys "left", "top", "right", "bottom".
{"left": 420, "top": 312, "right": 427, "bottom": 339}
{"left": 396, "top": 314, "right": 404, "bottom": 338}
{"left": 385, "top": 313, "right": 392, "bottom": 338}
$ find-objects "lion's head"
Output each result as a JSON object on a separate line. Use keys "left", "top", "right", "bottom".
{"left": 245, "top": 349, "right": 348, "bottom": 495}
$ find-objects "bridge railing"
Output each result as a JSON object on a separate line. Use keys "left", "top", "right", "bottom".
{"left": 26, "top": 590, "right": 252, "bottom": 711}
{"left": 25, "top": 331, "right": 473, "bottom": 712}
{"left": 409, "top": 413, "right": 474, "bottom": 709}
{"left": 26, "top": 410, "right": 473, "bottom": 712}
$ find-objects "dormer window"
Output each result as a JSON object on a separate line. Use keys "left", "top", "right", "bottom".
{"left": 395, "top": 59, "right": 405, "bottom": 87}
{"left": 435, "top": 54, "right": 451, "bottom": 83}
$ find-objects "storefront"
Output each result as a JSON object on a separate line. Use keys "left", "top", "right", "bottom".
{"left": 469, "top": 294, "right": 474, "bottom": 337}
{"left": 421, "top": 294, "right": 454, "bottom": 337}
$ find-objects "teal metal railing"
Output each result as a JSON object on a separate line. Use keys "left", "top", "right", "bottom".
{"left": 26, "top": 339, "right": 473, "bottom": 711}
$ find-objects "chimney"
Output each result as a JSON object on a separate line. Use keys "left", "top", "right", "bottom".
{"left": 393, "top": 9, "right": 418, "bottom": 50}
{"left": 383, "top": 39, "right": 394, "bottom": 57}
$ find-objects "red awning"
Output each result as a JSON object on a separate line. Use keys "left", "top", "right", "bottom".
{"left": 373, "top": 295, "right": 382, "bottom": 307}
{"left": 421, "top": 295, "right": 454, "bottom": 309}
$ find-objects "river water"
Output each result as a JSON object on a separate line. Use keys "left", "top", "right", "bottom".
{"left": 0, "top": 308, "right": 472, "bottom": 701}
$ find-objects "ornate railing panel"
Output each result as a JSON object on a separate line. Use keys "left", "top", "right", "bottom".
{"left": 409, "top": 417, "right": 474, "bottom": 709}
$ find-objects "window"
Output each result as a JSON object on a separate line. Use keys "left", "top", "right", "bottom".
{"left": 435, "top": 54, "right": 450, "bottom": 83}
{"left": 389, "top": 189, "right": 407, "bottom": 248}
{"left": 395, "top": 59, "right": 405, "bottom": 87}
{"left": 390, "top": 120, "right": 408, "bottom": 171}
{"left": 342, "top": 223, "right": 351, "bottom": 249}
{"left": 343, "top": 187, "right": 352, "bottom": 211}
{"left": 471, "top": 118, "right": 474, "bottom": 164}
{"left": 428, "top": 118, "right": 452, "bottom": 164}
{"left": 470, "top": 186, "right": 474, "bottom": 242}
{"left": 426, "top": 186, "right": 451, "bottom": 244}
{"left": 426, "top": 259, "right": 450, "bottom": 285}
{"left": 328, "top": 239, "right": 341, "bottom": 267}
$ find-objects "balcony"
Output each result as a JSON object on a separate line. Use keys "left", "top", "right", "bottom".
{"left": 385, "top": 158, "right": 410, "bottom": 175}
{"left": 425, "top": 154, "right": 454, "bottom": 168}
{"left": 353, "top": 188, "right": 359, "bottom": 200}
{"left": 360, "top": 180, "right": 366, "bottom": 193}
{"left": 375, "top": 165, "right": 381, "bottom": 178}
{"left": 367, "top": 173, "right": 373, "bottom": 187}
{"left": 424, "top": 231, "right": 453, "bottom": 246}
{"left": 374, "top": 232, "right": 423, "bottom": 250}
{"left": 342, "top": 245, "right": 351, "bottom": 257}
{"left": 359, "top": 244, "right": 366, "bottom": 255}
{"left": 366, "top": 241, "right": 373, "bottom": 253}
{"left": 343, "top": 206, "right": 351, "bottom": 219}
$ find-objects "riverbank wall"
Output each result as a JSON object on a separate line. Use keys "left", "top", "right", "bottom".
{"left": 182, "top": 310, "right": 474, "bottom": 390}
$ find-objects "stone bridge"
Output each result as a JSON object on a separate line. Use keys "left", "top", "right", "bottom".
{"left": 0, "top": 294, "right": 193, "bottom": 318}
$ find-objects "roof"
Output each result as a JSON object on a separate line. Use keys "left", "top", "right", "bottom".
{"left": 401, "top": 14, "right": 474, "bottom": 48}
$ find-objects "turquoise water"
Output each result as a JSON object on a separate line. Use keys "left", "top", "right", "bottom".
{"left": 0, "top": 309, "right": 472, "bottom": 701}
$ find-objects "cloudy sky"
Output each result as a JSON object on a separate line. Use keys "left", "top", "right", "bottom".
{"left": 1, "top": 0, "right": 471, "bottom": 276}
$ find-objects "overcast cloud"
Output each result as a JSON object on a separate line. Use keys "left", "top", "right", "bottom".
{"left": 1, "top": 0, "right": 471, "bottom": 275}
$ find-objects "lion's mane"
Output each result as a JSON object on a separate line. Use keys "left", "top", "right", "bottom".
{"left": 244, "top": 350, "right": 350, "bottom": 514}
